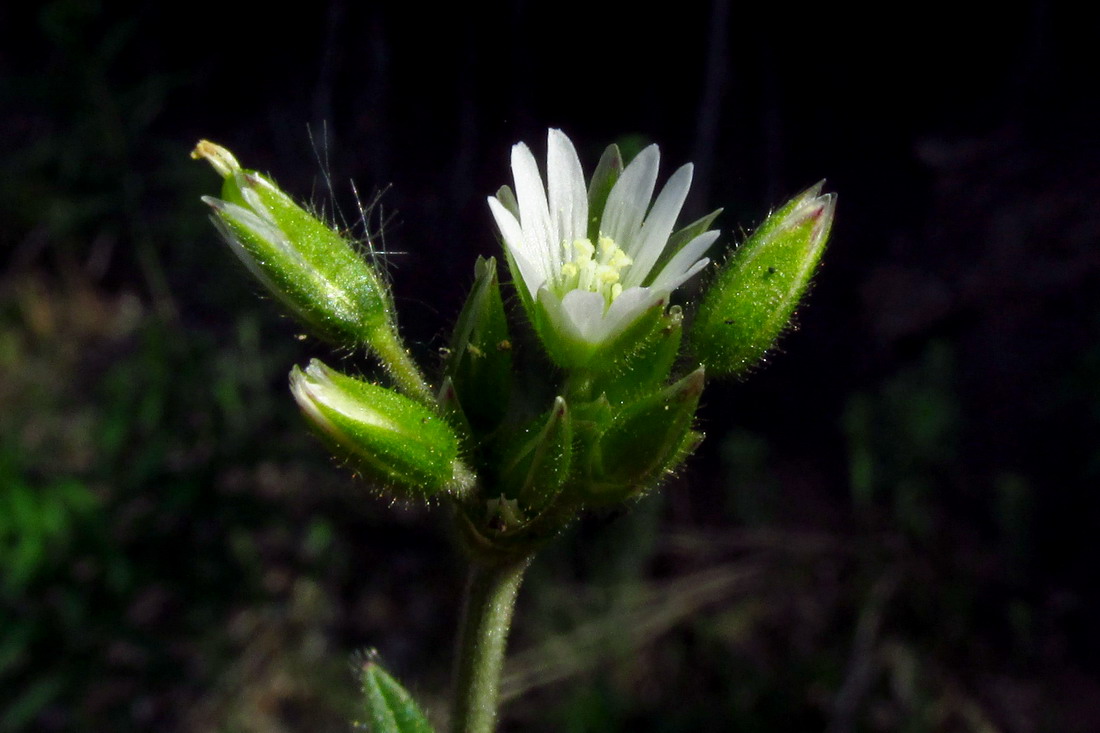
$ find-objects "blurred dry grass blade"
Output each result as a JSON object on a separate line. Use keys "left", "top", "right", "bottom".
{"left": 500, "top": 562, "right": 760, "bottom": 702}
{"left": 659, "top": 527, "right": 843, "bottom": 557}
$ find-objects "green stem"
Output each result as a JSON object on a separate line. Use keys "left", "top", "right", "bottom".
{"left": 450, "top": 555, "right": 532, "bottom": 733}
{"left": 371, "top": 323, "right": 480, "bottom": 500}
{"left": 370, "top": 324, "right": 435, "bottom": 406}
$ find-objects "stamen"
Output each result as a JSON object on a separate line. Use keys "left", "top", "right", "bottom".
{"left": 554, "top": 235, "right": 633, "bottom": 306}
{"left": 573, "top": 239, "right": 595, "bottom": 261}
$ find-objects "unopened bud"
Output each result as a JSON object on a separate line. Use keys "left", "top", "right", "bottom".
{"left": 193, "top": 140, "right": 394, "bottom": 349}
{"left": 290, "top": 359, "right": 461, "bottom": 500}
{"left": 444, "top": 256, "right": 513, "bottom": 433}
{"left": 498, "top": 397, "right": 573, "bottom": 516}
{"left": 583, "top": 367, "right": 705, "bottom": 503}
{"left": 692, "top": 183, "right": 835, "bottom": 377}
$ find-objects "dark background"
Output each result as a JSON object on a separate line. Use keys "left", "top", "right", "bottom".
{"left": 2, "top": 1, "right": 1098, "bottom": 730}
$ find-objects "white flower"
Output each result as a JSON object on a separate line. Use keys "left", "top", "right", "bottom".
{"left": 488, "top": 129, "right": 718, "bottom": 365}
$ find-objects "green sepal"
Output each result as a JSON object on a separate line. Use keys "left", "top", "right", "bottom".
{"left": 691, "top": 183, "right": 835, "bottom": 378}
{"left": 671, "top": 429, "right": 706, "bottom": 477}
{"left": 498, "top": 397, "right": 572, "bottom": 516}
{"left": 592, "top": 306, "right": 684, "bottom": 407}
{"left": 668, "top": 208, "right": 724, "bottom": 255}
{"left": 495, "top": 185, "right": 520, "bottom": 219}
{"left": 444, "top": 256, "right": 513, "bottom": 433}
{"left": 354, "top": 651, "right": 435, "bottom": 733}
{"left": 290, "top": 359, "right": 460, "bottom": 501}
{"left": 194, "top": 141, "right": 394, "bottom": 348}
{"left": 586, "top": 143, "right": 624, "bottom": 241}
{"left": 570, "top": 392, "right": 615, "bottom": 434}
{"left": 649, "top": 208, "right": 724, "bottom": 285}
{"left": 581, "top": 367, "right": 705, "bottom": 504}
{"left": 597, "top": 296, "right": 667, "bottom": 372}
{"left": 436, "top": 376, "right": 474, "bottom": 447}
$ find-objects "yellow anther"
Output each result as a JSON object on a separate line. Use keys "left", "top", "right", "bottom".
{"left": 609, "top": 249, "right": 632, "bottom": 268}
{"left": 572, "top": 238, "right": 595, "bottom": 261}
{"left": 555, "top": 234, "right": 633, "bottom": 306}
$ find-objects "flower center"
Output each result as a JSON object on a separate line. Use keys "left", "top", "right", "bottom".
{"left": 556, "top": 235, "right": 633, "bottom": 305}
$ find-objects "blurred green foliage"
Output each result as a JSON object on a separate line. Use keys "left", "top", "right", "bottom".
{"left": 0, "top": 273, "right": 327, "bottom": 729}
{"left": 843, "top": 342, "right": 960, "bottom": 539}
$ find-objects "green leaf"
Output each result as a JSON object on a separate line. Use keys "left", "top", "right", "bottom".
{"left": 436, "top": 376, "right": 474, "bottom": 449}
{"left": 355, "top": 652, "right": 435, "bottom": 733}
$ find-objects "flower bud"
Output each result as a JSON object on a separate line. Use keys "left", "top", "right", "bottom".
{"left": 692, "top": 183, "right": 835, "bottom": 377}
{"left": 193, "top": 141, "right": 394, "bottom": 348}
{"left": 582, "top": 367, "right": 705, "bottom": 503}
{"left": 290, "top": 359, "right": 461, "bottom": 500}
{"left": 497, "top": 397, "right": 572, "bottom": 516}
{"left": 444, "top": 256, "right": 513, "bottom": 433}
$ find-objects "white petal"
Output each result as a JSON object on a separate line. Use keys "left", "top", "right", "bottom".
{"left": 557, "top": 289, "right": 609, "bottom": 343}
{"left": 487, "top": 196, "right": 524, "bottom": 253}
{"left": 238, "top": 181, "right": 275, "bottom": 224}
{"left": 546, "top": 129, "right": 588, "bottom": 262}
{"left": 511, "top": 142, "right": 555, "bottom": 277}
{"left": 649, "top": 230, "right": 718, "bottom": 290}
{"left": 210, "top": 211, "right": 286, "bottom": 292}
{"left": 509, "top": 244, "right": 549, "bottom": 299}
{"left": 667, "top": 257, "right": 710, "bottom": 290}
{"left": 595, "top": 286, "right": 665, "bottom": 343}
{"left": 537, "top": 288, "right": 596, "bottom": 345}
{"left": 623, "top": 163, "right": 694, "bottom": 287}
{"left": 600, "top": 144, "right": 659, "bottom": 250}
{"left": 489, "top": 196, "right": 548, "bottom": 296}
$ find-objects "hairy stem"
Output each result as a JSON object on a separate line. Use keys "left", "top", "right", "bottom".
{"left": 370, "top": 324, "right": 435, "bottom": 406}
{"left": 450, "top": 555, "right": 532, "bottom": 733}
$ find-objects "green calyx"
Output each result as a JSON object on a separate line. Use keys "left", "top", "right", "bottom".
{"left": 290, "top": 359, "right": 462, "bottom": 501}
{"left": 533, "top": 289, "right": 668, "bottom": 373}
{"left": 691, "top": 183, "right": 835, "bottom": 377}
